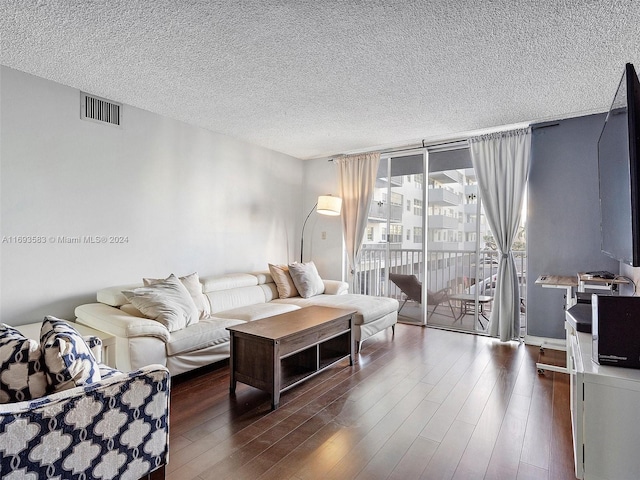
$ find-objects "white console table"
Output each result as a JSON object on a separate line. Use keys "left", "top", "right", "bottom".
{"left": 534, "top": 274, "right": 577, "bottom": 374}
{"left": 567, "top": 309, "right": 640, "bottom": 480}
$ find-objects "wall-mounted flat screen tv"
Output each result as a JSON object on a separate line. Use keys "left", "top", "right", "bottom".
{"left": 598, "top": 63, "right": 640, "bottom": 266}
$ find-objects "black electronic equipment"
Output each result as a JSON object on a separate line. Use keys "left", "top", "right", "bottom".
{"left": 598, "top": 63, "right": 640, "bottom": 266}
{"left": 592, "top": 295, "right": 640, "bottom": 369}
{"left": 584, "top": 270, "right": 616, "bottom": 280}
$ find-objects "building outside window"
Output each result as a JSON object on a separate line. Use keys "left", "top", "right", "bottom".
{"left": 414, "top": 174, "right": 423, "bottom": 188}
{"left": 389, "top": 224, "right": 403, "bottom": 243}
{"left": 414, "top": 226, "right": 423, "bottom": 243}
{"left": 414, "top": 199, "right": 423, "bottom": 216}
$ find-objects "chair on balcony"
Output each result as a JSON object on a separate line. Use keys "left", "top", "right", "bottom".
{"left": 389, "top": 273, "right": 455, "bottom": 320}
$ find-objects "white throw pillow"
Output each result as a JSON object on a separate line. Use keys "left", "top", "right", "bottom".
{"left": 143, "top": 272, "right": 210, "bottom": 319}
{"left": 288, "top": 261, "right": 325, "bottom": 298}
{"left": 123, "top": 274, "right": 199, "bottom": 331}
{"left": 268, "top": 264, "right": 299, "bottom": 298}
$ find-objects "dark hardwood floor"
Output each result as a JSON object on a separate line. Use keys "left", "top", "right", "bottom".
{"left": 167, "top": 324, "right": 576, "bottom": 480}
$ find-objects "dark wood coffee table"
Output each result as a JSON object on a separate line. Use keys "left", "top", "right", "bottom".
{"left": 227, "top": 305, "right": 356, "bottom": 410}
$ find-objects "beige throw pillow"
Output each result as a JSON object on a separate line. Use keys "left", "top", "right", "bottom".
{"left": 123, "top": 274, "right": 199, "bottom": 332}
{"left": 144, "top": 272, "right": 210, "bottom": 319}
{"left": 288, "top": 261, "right": 325, "bottom": 298}
{"left": 268, "top": 264, "right": 299, "bottom": 299}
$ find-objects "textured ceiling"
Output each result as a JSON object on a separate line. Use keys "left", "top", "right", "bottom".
{"left": 1, "top": 1, "right": 639, "bottom": 159}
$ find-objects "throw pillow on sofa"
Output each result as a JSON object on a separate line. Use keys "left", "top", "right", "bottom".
{"left": 40, "top": 316, "right": 101, "bottom": 394}
{"left": 143, "top": 272, "right": 211, "bottom": 319}
{"left": 268, "top": 263, "right": 299, "bottom": 298}
{"left": 123, "top": 274, "right": 200, "bottom": 331}
{"left": 0, "top": 324, "right": 47, "bottom": 403}
{"left": 288, "top": 261, "right": 325, "bottom": 298}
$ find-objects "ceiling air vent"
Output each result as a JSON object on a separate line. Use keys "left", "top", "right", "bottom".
{"left": 81, "top": 92, "right": 121, "bottom": 126}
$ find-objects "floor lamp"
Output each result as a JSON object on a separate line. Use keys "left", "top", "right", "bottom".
{"left": 300, "top": 195, "right": 342, "bottom": 262}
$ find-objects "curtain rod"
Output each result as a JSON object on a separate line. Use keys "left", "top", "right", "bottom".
{"left": 328, "top": 138, "right": 470, "bottom": 161}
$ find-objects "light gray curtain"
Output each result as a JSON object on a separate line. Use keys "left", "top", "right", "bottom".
{"left": 469, "top": 128, "right": 531, "bottom": 341}
{"left": 336, "top": 152, "right": 380, "bottom": 292}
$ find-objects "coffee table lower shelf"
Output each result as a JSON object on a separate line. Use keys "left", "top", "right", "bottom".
{"left": 227, "top": 306, "right": 356, "bottom": 410}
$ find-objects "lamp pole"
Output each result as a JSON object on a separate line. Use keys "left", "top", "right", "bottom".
{"left": 300, "top": 202, "right": 318, "bottom": 263}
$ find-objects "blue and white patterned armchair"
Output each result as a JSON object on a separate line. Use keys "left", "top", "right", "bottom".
{"left": 0, "top": 320, "right": 170, "bottom": 479}
{"left": 0, "top": 364, "right": 170, "bottom": 479}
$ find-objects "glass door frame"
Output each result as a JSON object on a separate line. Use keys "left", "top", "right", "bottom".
{"left": 379, "top": 148, "right": 429, "bottom": 326}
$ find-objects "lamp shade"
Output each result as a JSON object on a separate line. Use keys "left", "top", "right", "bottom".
{"left": 316, "top": 195, "right": 342, "bottom": 216}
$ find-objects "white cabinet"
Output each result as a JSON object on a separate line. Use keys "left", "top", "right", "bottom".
{"left": 567, "top": 312, "right": 640, "bottom": 480}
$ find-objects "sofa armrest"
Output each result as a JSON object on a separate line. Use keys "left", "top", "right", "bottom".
{"left": 323, "top": 279, "right": 349, "bottom": 295}
{"left": 75, "top": 303, "right": 170, "bottom": 343}
{"left": 0, "top": 364, "right": 170, "bottom": 479}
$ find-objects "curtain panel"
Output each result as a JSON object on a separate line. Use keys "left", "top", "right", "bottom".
{"left": 336, "top": 152, "right": 380, "bottom": 291}
{"left": 469, "top": 128, "right": 531, "bottom": 341}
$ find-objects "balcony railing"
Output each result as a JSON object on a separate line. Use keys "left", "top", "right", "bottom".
{"left": 356, "top": 248, "right": 527, "bottom": 306}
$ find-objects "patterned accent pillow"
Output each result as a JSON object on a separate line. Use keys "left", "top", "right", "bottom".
{"left": 288, "top": 261, "right": 326, "bottom": 298}
{"left": 99, "top": 363, "right": 122, "bottom": 380}
{"left": 0, "top": 324, "right": 47, "bottom": 403}
{"left": 123, "top": 274, "right": 200, "bottom": 331}
{"left": 40, "top": 316, "right": 101, "bottom": 393}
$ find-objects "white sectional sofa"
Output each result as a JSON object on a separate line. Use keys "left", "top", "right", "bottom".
{"left": 75, "top": 270, "right": 398, "bottom": 375}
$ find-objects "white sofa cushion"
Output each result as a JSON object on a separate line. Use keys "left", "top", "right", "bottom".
{"left": 275, "top": 294, "right": 399, "bottom": 325}
{"left": 214, "top": 303, "right": 300, "bottom": 322}
{"left": 75, "top": 303, "right": 170, "bottom": 342}
{"left": 201, "top": 273, "right": 258, "bottom": 292}
{"left": 322, "top": 279, "right": 349, "bottom": 295}
{"left": 165, "top": 317, "right": 245, "bottom": 357}
{"left": 206, "top": 285, "right": 269, "bottom": 314}
{"left": 98, "top": 283, "right": 142, "bottom": 307}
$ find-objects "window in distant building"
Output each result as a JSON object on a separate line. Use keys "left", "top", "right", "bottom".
{"left": 414, "top": 227, "right": 423, "bottom": 243}
{"left": 407, "top": 200, "right": 411, "bottom": 211}
{"left": 407, "top": 229, "right": 411, "bottom": 240}
{"left": 389, "top": 224, "right": 403, "bottom": 243}
{"left": 414, "top": 174, "right": 423, "bottom": 188}
{"left": 414, "top": 199, "right": 423, "bottom": 216}
{"left": 366, "top": 227, "right": 374, "bottom": 241}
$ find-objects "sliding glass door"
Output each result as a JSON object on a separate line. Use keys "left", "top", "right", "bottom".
{"left": 426, "top": 148, "right": 490, "bottom": 332}
{"left": 353, "top": 145, "right": 526, "bottom": 334}
{"left": 357, "top": 150, "right": 427, "bottom": 325}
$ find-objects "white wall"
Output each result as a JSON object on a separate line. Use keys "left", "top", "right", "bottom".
{"left": 301, "top": 159, "right": 344, "bottom": 281}
{"left": 0, "top": 66, "right": 303, "bottom": 325}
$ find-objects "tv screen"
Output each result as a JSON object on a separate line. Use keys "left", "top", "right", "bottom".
{"left": 598, "top": 63, "right": 640, "bottom": 266}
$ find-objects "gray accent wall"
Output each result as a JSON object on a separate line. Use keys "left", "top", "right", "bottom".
{"left": 527, "top": 113, "right": 619, "bottom": 339}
